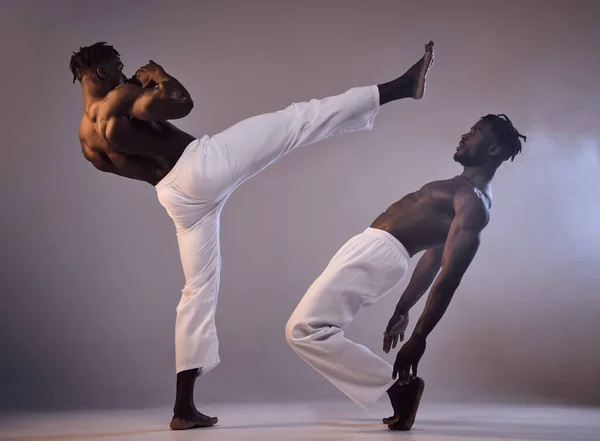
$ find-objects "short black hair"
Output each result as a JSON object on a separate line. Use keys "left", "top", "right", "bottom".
{"left": 480, "top": 114, "right": 527, "bottom": 162}
{"left": 69, "top": 42, "right": 120, "bottom": 83}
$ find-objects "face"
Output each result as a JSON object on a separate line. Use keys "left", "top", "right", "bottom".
{"left": 97, "top": 57, "right": 127, "bottom": 89}
{"left": 453, "top": 120, "right": 498, "bottom": 166}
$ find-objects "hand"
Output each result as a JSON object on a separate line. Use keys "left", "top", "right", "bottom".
{"left": 135, "top": 60, "right": 166, "bottom": 88}
{"left": 383, "top": 310, "right": 409, "bottom": 353}
{"left": 393, "top": 336, "right": 426, "bottom": 385}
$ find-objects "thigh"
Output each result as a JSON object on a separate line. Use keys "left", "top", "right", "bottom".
{"left": 208, "top": 107, "right": 299, "bottom": 190}
{"left": 175, "top": 209, "right": 222, "bottom": 296}
{"left": 292, "top": 233, "right": 407, "bottom": 329}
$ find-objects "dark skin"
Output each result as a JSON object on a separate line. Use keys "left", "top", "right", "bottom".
{"left": 74, "top": 43, "right": 436, "bottom": 429}
{"left": 77, "top": 56, "right": 216, "bottom": 428}
{"left": 78, "top": 42, "right": 436, "bottom": 187}
{"left": 370, "top": 119, "right": 506, "bottom": 429}
{"left": 78, "top": 57, "right": 195, "bottom": 186}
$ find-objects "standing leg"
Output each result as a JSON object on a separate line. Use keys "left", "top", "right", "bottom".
{"left": 154, "top": 186, "right": 225, "bottom": 430}
{"left": 170, "top": 208, "right": 222, "bottom": 430}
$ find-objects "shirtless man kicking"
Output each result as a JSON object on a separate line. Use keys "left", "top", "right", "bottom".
{"left": 286, "top": 112, "right": 526, "bottom": 430}
{"left": 70, "top": 41, "right": 435, "bottom": 429}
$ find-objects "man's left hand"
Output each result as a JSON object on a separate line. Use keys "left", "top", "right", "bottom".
{"left": 135, "top": 60, "right": 166, "bottom": 88}
{"left": 393, "top": 336, "right": 426, "bottom": 385}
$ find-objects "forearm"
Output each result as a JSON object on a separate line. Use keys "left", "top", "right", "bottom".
{"left": 395, "top": 269, "right": 438, "bottom": 313}
{"left": 154, "top": 73, "right": 193, "bottom": 105}
{"left": 394, "top": 250, "right": 442, "bottom": 313}
{"left": 412, "top": 278, "right": 460, "bottom": 339}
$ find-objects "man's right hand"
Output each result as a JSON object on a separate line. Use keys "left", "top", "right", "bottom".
{"left": 135, "top": 60, "right": 167, "bottom": 88}
{"left": 383, "top": 310, "right": 409, "bottom": 353}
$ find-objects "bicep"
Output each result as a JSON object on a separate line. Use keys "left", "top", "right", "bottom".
{"left": 112, "top": 84, "right": 192, "bottom": 122}
{"left": 438, "top": 200, "right": 487, "bottom": 282}
{"left": 104, "top": 85, "right": 163, "bottom": 122}
{"left": 439, "top": 224, "right": 481, "bottom": 279}
{"left": 413, "top": 246, "right": 443, "bottom": 276}
{"left": 129, "top": 88, "right": 165, "bottom": 121}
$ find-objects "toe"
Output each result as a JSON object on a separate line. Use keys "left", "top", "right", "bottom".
{"left": 382, "top": 415, "right": 399, "bottom": 425}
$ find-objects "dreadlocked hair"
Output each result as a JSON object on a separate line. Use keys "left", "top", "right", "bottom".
{"left": 69, "top": 42, "right": 120, "bottom": 83}
{"left": 479, "top": 114, "right": 527, "bottom": 162}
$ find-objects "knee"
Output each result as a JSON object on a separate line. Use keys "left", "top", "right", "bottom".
{"left": 286, "top": 313, "right": 337, "bottom": 350}
{"left": 285, "top": 314, "right": 311, "bottom": 347}
{"left": 285, "top": 316, "right": 300, "bottom": 346}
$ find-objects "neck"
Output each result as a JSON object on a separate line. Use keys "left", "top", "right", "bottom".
{"left": 81, "top": 77, "right": 111, "bottom": 102}
{"left": 460, "top": 164, "right": 496, "bottom": 189}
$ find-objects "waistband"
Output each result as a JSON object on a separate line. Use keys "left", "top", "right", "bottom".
{"left": 363, "top": 227, "right": 410, "bottom": 259}
{"left": 155, "top": 136, "right": 208, "bottom": 192}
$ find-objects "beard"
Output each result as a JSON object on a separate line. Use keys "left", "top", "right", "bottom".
{"left": 453, "top": 150, "right": 485, "bottom": 167}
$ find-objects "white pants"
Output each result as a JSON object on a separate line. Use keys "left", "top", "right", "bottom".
{"left": 286, "top": 227, "right": 410, "bottom": 410}
{"left": 155, "top": 85, "right": 380, "bottom": 374}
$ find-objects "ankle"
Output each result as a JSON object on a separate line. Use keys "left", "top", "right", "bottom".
{"left": 377, "top": 78, "right": 411, "bottom": 105}
{"left": 173, "top": 404, "right": 195, "bottom": 417}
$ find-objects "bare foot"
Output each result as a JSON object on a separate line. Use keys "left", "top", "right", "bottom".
{"left": 170, "top": 409, "right": 218, "bottom": 430}
{"left": 406, "top": 41, "right": 435, "bottom": 99}
{"left": 384, "top": 377, "right": 425, "bottom": 431}
{"left": 377, "top": 41, "right": 435, "bottom": 105}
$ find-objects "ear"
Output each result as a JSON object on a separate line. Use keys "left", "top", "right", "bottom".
{"left": 488, "top": 143, "right": 502, "bottom": 158}
{"left": 96, "top": 67, "right": 107, "bottom": 80}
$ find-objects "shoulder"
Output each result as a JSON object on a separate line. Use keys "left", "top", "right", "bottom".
{"left": 95, "top": 84, "right": 142, "bottom": 118}
{"left": 453, "top": 186, "right": 490, "bottom": 231}
{"left": 108, "top": 83, "right": 142, "bottom": 100}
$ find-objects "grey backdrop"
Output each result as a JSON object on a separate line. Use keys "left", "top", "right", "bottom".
{"left": 1, "top": 0, "right": 599, "bottom": 410}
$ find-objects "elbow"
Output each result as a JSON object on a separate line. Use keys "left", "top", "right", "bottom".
{"left": 173, "top": 101, "right": 193, "bottom": 119}
{"left": 173, "top": 98, "right": 194, "bottom": 119}
{"left": 160, "top": 99, "right": 194, "bottom": 120}
{"left": 182, "top": 98, "right": 194, "bottom": 115}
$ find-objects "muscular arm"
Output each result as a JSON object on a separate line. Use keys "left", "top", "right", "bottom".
{"left": 383, "top": 246, "right": 443, "bottom": 353}
{"left": 100, "top": 61, "right": 193, "bottom": 129}
{"left": 129, "top": 70, "right": 194, "bottom": 121}
{"left": 107, "top": 77, "right": 193, "bottom": 123}
{"left": 394, "top": 246, "right": 443, "bottom": 314}
{"left": 411, "top": 193, "right": 488, "bottom": 340}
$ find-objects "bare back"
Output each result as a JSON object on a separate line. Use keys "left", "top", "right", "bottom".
{"left": 79, "top": 93, "right": 195, "bottom": 185}
{"left": 78, "top": 60, "right": 196, "bottom": 185}
{"left": 371, "top": 176, "right": 491, "bottom": 256}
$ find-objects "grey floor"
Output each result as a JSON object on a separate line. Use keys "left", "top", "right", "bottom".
{"left": 2, "top": 401, "right": 599, "bottom": 441}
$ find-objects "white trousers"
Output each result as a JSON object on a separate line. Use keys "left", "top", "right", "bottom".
{"left": 286, "top": 227, "right": 410, "bottom": 410}
{"left": 155, "top": 85, "right": 380, "bottom": 374}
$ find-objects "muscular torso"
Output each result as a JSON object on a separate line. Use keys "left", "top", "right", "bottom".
{"left": 371, "top": 177, "right": 491, "bottom": 256}
{"left": 79, "top": 97, "right": 195, "bottom": 185}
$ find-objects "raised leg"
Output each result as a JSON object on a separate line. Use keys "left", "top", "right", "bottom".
{"left": 378, "top": 41, "right": 435, "bottom": 105}
{"left": 206, "top": 85, "right": 380, "bottom": 195}
{"left": 169, "top": 42, "right": 435, "bottom": 203}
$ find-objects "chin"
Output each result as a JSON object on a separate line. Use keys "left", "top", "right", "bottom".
{"left": 454, "top": 154, "right": 478, "bottom": 167}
